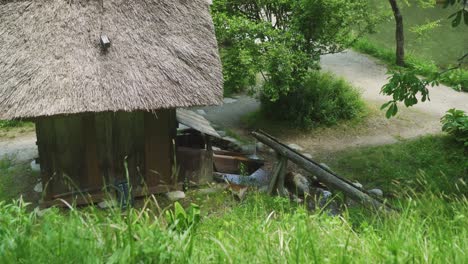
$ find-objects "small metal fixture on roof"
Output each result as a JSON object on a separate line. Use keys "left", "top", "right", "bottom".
{"left": 100, "top": 34, "right": 111, "bottom": 50}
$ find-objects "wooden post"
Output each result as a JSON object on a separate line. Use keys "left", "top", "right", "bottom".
{"left": 252, "top": 131, "right": 393, "bottom": 211}
{"left": 268, "top": 154, "right": 288, "bottom": 196}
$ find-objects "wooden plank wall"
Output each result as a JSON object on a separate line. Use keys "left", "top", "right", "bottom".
{"left": 35, "top": 110, "right": 177, "bottom": 201}
{"left": 144, "top": 110, "right": 177, "bottom": 187}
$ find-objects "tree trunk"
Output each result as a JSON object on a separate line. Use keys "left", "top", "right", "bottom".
{"left": 388, "top": 0, "right": 405, "bottom": 66}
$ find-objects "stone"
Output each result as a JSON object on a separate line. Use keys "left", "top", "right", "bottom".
{"left": 287, "top": 143, "right": 304, "bottom": 152}
{"left": 352, "top": 182, "right": 363, "bottom": 189}
{"left": 302, "top": 153, "right": 313, "bottom": 159}
{"left": 30, "top": 160, "right": 41, "bottom": 172}
{"left": 368, "top": 188, "right": 383, "bottom": 197}
{"left": 291, "top": 173, "right": 310, "bottom": 195}
{"left": 166, "top": 191, "right": 186, "bottom": 201}
{"left": 256, "top": 142, "right": 266, "bottom": 151}
{"left": 198, "top": 187, "right": 224, "bottom": 195}
{"left": 223, "top": 98, "right": 237, "bottom": 104}
{"left": 258, "top": 185, "right": 269, "bottom": 193}
{"left": 33, "top": 182, "right": 43, "bottom": 193}
{"left": 98, "top": 200, "right": 118, "bottom": 209}
{"left": 241, "top": 145, "right": 255, "bottom": 154}
{"left": 196, "top": 109, "right": 207, "bottom": 116}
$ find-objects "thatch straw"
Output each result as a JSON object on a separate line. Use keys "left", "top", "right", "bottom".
{"left": 0, "top": 0, "right": 223, "bottom": 120}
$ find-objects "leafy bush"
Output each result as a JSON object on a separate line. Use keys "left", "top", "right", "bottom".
{"left": 441, "top": 108, "right": 468, "bottom": 147}
{"left": 0, "top": 120, "right": 25, "bottom": 129}
{"left": 260, "top": 71, "right": 365, "bottom": 128}
{"left": 211, "top": 0, "right": 376, "bottom": 96}
{"left": 165, "top": 202, "right": 201, "bottom": 233}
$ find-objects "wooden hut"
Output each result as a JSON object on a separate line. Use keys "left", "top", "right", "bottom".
{"left": 0, "top": 0, "right": 223, "bottom": 206}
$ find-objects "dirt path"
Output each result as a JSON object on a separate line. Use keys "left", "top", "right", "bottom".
{"left": 1, "top": 50, "right": 467, "bottom": 162}
{"left": 321, "top": 50, "right": 467, "bottom": 115}
{"left": 297, "top": 50, "right": 468, "bottom": 157}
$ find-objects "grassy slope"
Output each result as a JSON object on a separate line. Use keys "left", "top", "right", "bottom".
{"left": 367, "top": 1, "right": 467, "bottom": 68}
{"left": 326, "top": 135, "right": 467, "bottom": 196}
{"left": 356, "top": 1, "right": 468, "bottom": 90}
{"left": 0, "top": 135, "right": 467, "bottom": 262}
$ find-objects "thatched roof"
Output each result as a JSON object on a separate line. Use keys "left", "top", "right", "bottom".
{"left": 0, "top": 0, "right": 223, "bottom": 120}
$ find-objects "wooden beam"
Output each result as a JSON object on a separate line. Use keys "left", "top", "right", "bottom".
{"left": 251, "top": 131, "right": 393, "bottom": 211}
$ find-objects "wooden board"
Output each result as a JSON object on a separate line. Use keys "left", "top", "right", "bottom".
{"left": 176, "top": 109, "right": 220, "bottom": 138}
{"left": 36, "top": 110, "right": 177, "bottom": 204}
{"left": 145, "top": 110, "right": 177, "bottom": 187}
{"left": 177, "top": 147, "right": 214, "bottom": 184}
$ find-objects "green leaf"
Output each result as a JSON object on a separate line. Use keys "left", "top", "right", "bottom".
{"left": 452, "top": 11, "right": 462, "bottom": 27}
{"left": 464, "top": 10, "right": 468, "bottom": 26}
{"left": 380, "top": 101, "right": 392, "bottom": 110}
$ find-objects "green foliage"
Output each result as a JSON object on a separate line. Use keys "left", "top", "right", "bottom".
{"left": 380, "top": 69, "right": 435, "bottom": 118}
{"left": 445, "top": 0, "right": 468, "bottom": 27}
{"left": 165, "top": 202, "right": 201, "bottom": 233}
{"left": 0, "top": 120, "right": 25, "bottom": 129}
{"left": 211, "top": 0, "right": 377, "bottom": 96}
{"left": 260, "top": 71, "right": 365, "bottom": 128}
{"left": 441, "top": 108, "right": 468, "bottom": 147}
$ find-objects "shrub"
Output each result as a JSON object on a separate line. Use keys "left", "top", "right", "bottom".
{"left": 441, "top": 108, "right": 468, "bottom": 147}
{"left": 260, "top": 71, "right": 365, "bottom": 129}
{"left": 0, "top": 120, "right": 24, "bottom": 129}
{"left": 219, "top": 46, "right": 258, "bottom": 96}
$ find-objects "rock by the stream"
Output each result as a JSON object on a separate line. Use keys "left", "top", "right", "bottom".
{"left": 166, "top": 191, "right": 186, "bottom": 201}
{"left": 368, "top": 188, "right": 383, "bottom": 197}
{"left": 302, "top": 153, "right": 313, "bottom": 159}
{"left": 287, "top": 143, "right": 304, "bottom": 152}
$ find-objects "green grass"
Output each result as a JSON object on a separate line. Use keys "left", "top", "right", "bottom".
{"left": 326, "top": 135, "right": 467, "bottom": 196}
{"left": 0, "top": 121, "right": 30, "bottom": 129}
{"left": 357, "top": 1, "right": 468, "bottom": 91}
{"left": 367, "top": 0, "right": 467, "bottom": 68}
{"left": 0, "top": 136, "right": 467, "bottom": 263}
{"left": 0, "top": 158, "right": 39, "bottom": 202}
{"left": 353, "top": 38, "right": 468, "bottom": 91}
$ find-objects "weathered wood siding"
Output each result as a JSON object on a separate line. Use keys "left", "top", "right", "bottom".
{"left": 35, "top": 110, "right": 177, "bottom": 201}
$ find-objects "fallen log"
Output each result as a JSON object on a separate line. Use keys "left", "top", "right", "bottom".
{"left": 251, "top": 130, "right": 393, "bottom": 212}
